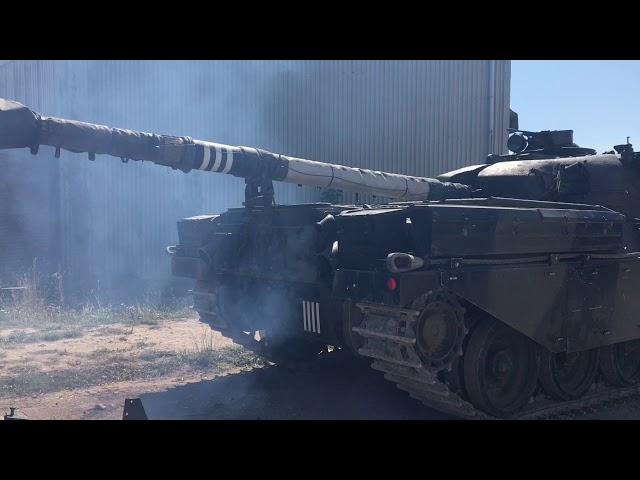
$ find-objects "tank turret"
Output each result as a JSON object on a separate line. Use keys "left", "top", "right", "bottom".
{"left": 486, "top": 129, "right": 598, "bottom": 163}
{"left": 439, "top": 127, "right": 640, "bottom": 219}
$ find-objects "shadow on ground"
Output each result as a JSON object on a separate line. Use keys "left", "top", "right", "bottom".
{"left": 137, "top": 353, "right": 450, "bottom": 420}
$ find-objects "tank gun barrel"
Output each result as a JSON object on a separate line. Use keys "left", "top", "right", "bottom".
{"left": 0, "top": 98, "right": 470, "bottom": 203}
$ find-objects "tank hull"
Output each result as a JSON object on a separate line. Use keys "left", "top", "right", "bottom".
{"left": 172, "top": 197, "right": 640, "bottom": 353}
{"left": 170, "top": 196, "right": 640, "bottom": 417}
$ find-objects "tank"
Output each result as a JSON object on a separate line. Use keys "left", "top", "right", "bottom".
{"left": 3, "top": 97, "right": 640, "bottom": 419}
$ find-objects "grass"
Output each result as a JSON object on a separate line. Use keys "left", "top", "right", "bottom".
{"left": 0, "top": 344, "right": 262, "bottom": 398}
{"left": 0, "top": 286, "right": 196, "bottom": 346}
{"left": 0, "top": 271, "right": 194, "bottom": 332}
{"left": 0, "top": 329, "right": 82, "bottom": 345}
{"left": 0, "top": 301, "right": 194, "bottom": 330}
{"left": 178, "top": 330, "right": 262, "bottom": 370}
{"left": 177, "top": 346, "right": 261, "bottom": 370}
{"left": 0, "top": 279, "right": 261, "bottom": 398}
{"left": 0, "top": 362, "right": 172, "bottom": 398}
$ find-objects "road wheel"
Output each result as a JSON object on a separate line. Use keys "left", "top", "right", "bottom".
{"left": 600, "top": 340, "right": 640, "bottom": 387}
{"left": 463, "top": 319, "right": 539, "bottom": 418}
{"left": 539, "top": 348, "right": 599, "bottom": 400}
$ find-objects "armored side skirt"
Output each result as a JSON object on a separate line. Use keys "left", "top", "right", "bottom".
{"left": 332, "top": 197, "right": 640, "bottom": 353}
{"left": 334, "top": 253, "right": 640, "bottom": 354}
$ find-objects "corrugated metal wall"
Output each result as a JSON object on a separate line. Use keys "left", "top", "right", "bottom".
{"left": 0, "top": 60, "right": 61, "bottom": 284}
{"left": 0, "top": 60, "right": 510, "bottom": 300}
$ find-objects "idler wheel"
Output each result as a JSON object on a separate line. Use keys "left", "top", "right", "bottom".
{"left": 539, "top": 348, "right": 599, "bottom": 400}
{"left": 412, "top": 292, "right": 466, "bottom": 372}
{"left": 463, "top": 319, "right": 539, "bottom": 418}
{"left": 600, "top": 340, "right": 640, "bottom": 387}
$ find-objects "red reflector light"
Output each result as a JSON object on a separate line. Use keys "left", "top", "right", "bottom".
{"left": 387, "top": 277, "right": 398, "bottom": 291}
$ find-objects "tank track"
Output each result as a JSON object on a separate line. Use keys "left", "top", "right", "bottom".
{"left": 353, "top": 302, "right": 640, "bottom": 420}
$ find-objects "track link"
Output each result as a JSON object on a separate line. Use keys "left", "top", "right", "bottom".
{"left": 354, "top": 302, "right": 488, "bottom": 419}
{"left": 354, "top": 302, "right": 640, "bottom": 420}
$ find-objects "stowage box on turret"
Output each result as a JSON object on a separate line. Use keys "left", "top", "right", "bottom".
{"left": 3, "top": 97, "right": 640, "bottom": 418}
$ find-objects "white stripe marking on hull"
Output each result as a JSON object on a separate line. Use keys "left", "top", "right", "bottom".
{"left": 304, "top": 301, "right": 309, "bottom": 331}
{"left": 302, "top": 300, "right": 321, "bottom": 334}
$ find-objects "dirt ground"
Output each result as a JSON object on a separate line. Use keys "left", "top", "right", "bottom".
{"left": 0, "top": 312, "right": 262, "bottom": 420}
{"left": 4, "top": 304, "right": 640, "bottom": 420}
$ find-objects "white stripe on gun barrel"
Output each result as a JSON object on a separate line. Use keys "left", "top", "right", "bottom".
{"left": 212, "top": 146, "right": 222, "bottom": 172}
{"left": 222, "top": 150, "right": 234, "bottom": 174}
{"left": 200, "top": 146, "right": 211, "bottom": 170}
